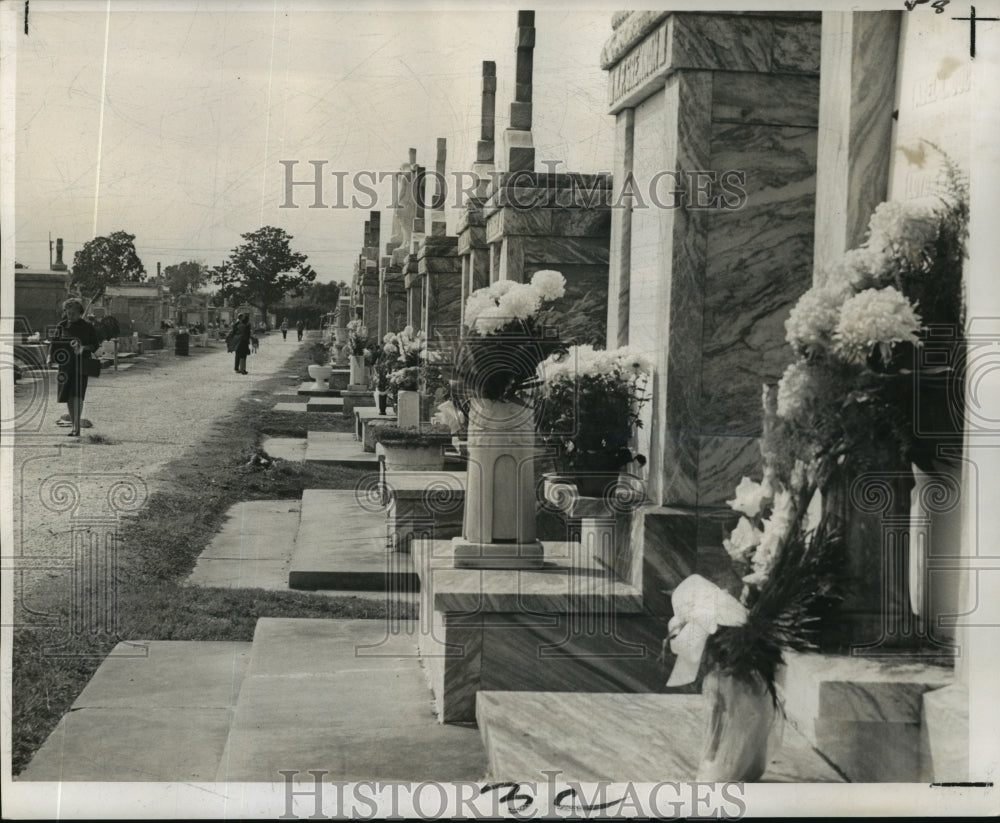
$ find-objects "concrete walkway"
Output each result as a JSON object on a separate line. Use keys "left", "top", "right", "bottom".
{"left": 217, "top": 619, "right": 486, "bottom": 781}
{"left": 19, "top": 641, "right": 252, "bottom": 781}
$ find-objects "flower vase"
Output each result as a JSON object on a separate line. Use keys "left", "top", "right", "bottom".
{"left": 396, "top": 390, "right": 420, "bottom": 429}
{"left": 697, "top": 670, "right": 784, "bottom": 782}
{"left": 452, "top": 399, "right": 543, "bottom": 569}
{"left": 374, "top": 390, "right": 388, "bottom": 415}
{"left": 349, "top": 355, "right": 367, "bottom": 387}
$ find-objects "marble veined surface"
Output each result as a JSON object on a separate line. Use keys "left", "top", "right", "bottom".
{"left": 477, "top": 691, "right": 844, "bottom": 782}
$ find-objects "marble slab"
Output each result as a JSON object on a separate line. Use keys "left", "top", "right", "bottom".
{"left": 305, "top": 396, "right": 344, "bottom": 412}
{"left": 341, "top": 389, "right": 376, "bottom": 417}
{"left": 383, "top": 470, "right": 466, "bottom": 549}
{"left": 297, "top": 381, "right": 343, "bottom": 397}
{"left": 776, "top": 651, "right": 956, "bottom": 781}
{"left": 355, "top": 405, "right": 396, "bottom": 440}
{"left": 415, "top": 539, "right": 643, "bottom": 615}
{"left": 304, "top": 431, "right": 379, "bottom": 468}
{"left": 920, "top": 683, "right": 968, "bottom": 781}
{"left": 287, "top": 489, "right": 417, "bottom": 592}
{"left": 476, "top": 691, "right": 843, "bottom": 783}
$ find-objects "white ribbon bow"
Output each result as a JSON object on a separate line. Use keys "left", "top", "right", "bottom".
{"left": 666, "top": 574, "right": 748, "bottom": 687}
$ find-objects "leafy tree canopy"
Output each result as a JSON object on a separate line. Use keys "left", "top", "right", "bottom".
{"left": 71, "top": 230, "right": 146, "bottom": 302}
{"left": 160, "top": 260, "right": 209, "bottom": 295}
{"left": 212, "top": 227, "right": 316, "bottom": 325}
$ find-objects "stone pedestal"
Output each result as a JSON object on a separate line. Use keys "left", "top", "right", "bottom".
{"left": 452, "top": 400, "right": 542, "bottom": 569}
{"left": 484, "top": 172, "right": 612, "bottom": 346}
{"left": 396, "top": 390, "right": 421, "bottom": 429}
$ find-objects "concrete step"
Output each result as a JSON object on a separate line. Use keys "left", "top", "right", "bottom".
{"left": 261, "top": 436, "right": 308, "bottom": 462}
{"left": 288, "top": 489, "right": 418, "bottom": 592}
{"left": 215, "top": 618, "right": 486, "bottom": 781}
{"left": 776, "top": 651, "right": 956, "bottom": 782}
{"left": 18, "top": 641, "right": 252, "bottom": 781}
{"left": 297, "top": 381, "right": 343, "bottom": 397}
{"left": 304, "top": 431, "right": 379, "bottom": 468}
{"left": 185, "top": 500, "right": 301, "bottom": 590}
{"left": 475, "top": 691, "right": 845, "bottom": 784}
{"left": 305, "top": 396, "right": 345, "bottom": 412}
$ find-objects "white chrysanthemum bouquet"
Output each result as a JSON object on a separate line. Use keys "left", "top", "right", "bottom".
{"left": 456, "top": 270, "right": 566, "bottom": 403}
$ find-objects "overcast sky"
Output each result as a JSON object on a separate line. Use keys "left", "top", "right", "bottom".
{"left": 11, "top": 1, "right": 616, "bottom": 283}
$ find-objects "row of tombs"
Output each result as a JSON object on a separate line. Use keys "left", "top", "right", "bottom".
{"left": 296, "top": 9, "right": 976, "bottom": 783}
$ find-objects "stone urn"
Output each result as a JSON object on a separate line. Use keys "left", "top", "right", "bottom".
{"left": 452, "top": 399, "right": 542, "bottom": 569}
{"left": 307, "top": 364, "right": 332, "bottom": 389}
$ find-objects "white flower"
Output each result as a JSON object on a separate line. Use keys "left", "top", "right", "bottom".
{"left": 743, "top": 489, "right": 796, "bottom": 588}
{"left": 530, "top": 269, "right": 566, "bottom": 302}
{"left": 832, "top": 286, "right": 922, "bottom": 364}
{"left": 866, "top": 197, "right": 941, "bottom": 257}
{"left": 488, "top": 279, "right": 516, "bottom": 298}
{"left": 727, "top": 476, "right": 772, "bottom": 518}
{"left": 612, "top": 346, "right": 653, "bottom": 377}
{"left": 498, "top": 283, "right": 542, "bottom": 320}
{"left": 785, "top": 283, "right": 852, "bottom": 354}
{"left": 472, "top": 304, "right": 510, "bottom": 335}
{"left": 723, "top": 516, "right": 762, "bottom": 563}
{"left": 776, "top": 361, "right": 818, "bottom": 420}
{"left": 826, "top": 245, "right": 895, "bottom": 291}
{"left": 464, "top": 288, "right": 496, "bottom": 327}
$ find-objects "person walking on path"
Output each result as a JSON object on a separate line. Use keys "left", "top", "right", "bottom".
{"left": 227, "top": 313, "right": 252, "bottom": 374}
{"left": 295, "top": 319, "right": 304, "bottom": 341}
{"left": 280, "top": 318, "right": 288, "bottom": 340}
{"left": 50, "top": 298, "right": 100, "bottom": 437}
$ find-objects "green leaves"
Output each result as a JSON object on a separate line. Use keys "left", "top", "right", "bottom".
{"left": 211, "top": 226, "right": 316, "bottom": 318}
{"left": 70, "top": 230, "right": 146, "bottom": 302}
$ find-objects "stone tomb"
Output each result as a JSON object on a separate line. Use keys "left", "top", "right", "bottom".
{"left": 415, "top": 6, "right": 828, "bottom": 739}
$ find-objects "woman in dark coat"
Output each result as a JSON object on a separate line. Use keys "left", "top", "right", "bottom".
{"left": 51, "top": 298, "right": 100, "bottom": 437}
{"left": 229, "top": 313, "right": 252, "bottom": 374}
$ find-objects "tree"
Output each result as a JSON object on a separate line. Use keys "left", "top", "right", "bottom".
{"left": 161, "top": 260, "right": 208, "bottom": 295}
{"left": 212, "top": 227, "right": 316, "bottom": 326}
{"left": 71, "top": 231, "right": 146, "bottom": 302}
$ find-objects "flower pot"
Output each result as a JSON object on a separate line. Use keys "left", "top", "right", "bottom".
{"left": 349, "top": 355, "right": 368, "bottom": 386}
{"left": 307, "top": 364, "right": 332, "bottom": 388}
{"left": 381, "top": 443, "right": 446, "bottom": 472}
{"left": 697, "top": 670, "right": 784, "bottom": 782}
{"left": 396, "top": 389, "right": 420, "bottom": 428}
{"left": 453, "top": 399, "right": 543, "bottom": 569}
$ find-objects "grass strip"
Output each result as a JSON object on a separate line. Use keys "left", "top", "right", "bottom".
{"left": 12, "top": 342, "right": 412, "bottom": 774}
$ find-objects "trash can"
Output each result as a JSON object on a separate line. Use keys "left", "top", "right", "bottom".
{"left": 174, "top": 332, "right": 190, "bottom": 356}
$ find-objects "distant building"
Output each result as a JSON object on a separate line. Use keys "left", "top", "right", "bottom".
{"left": 102, "top": 283, "right": 170, "bottom": 335}
{"left": 14, "top": 268, "right": 71, "bottom": 335}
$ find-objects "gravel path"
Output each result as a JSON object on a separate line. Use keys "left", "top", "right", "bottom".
{"left": 8, "top": 333, "right": 306, "bottom": 598}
